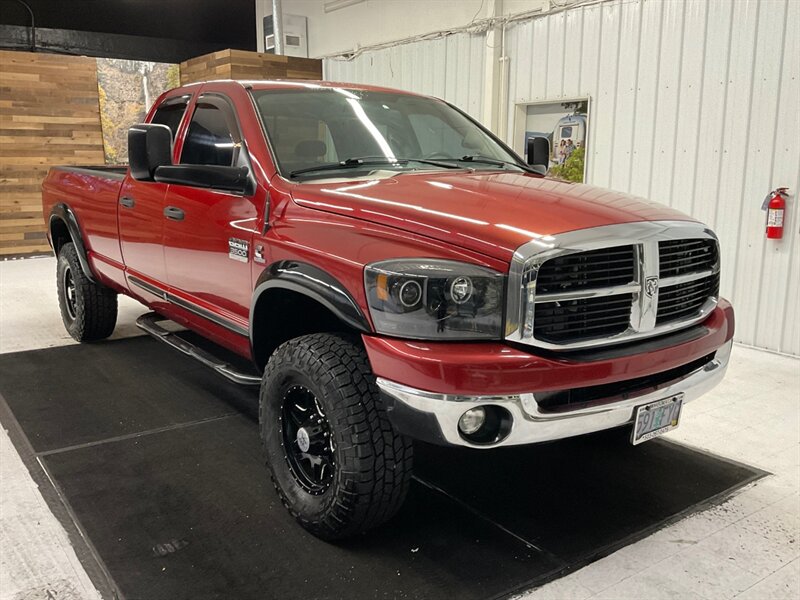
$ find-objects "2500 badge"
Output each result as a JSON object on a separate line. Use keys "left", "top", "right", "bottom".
{"left": 228, "top": 238, "right": 249, "bottom": 262}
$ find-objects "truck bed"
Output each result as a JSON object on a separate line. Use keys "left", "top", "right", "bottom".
{"left": 54, "top": 165, "right": 129, "bottom": 180}
{"left": 41, "top": 164, "right": 129, "bottom": 273}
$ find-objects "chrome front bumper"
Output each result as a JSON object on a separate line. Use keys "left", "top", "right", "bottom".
{"left": 377, "top": 340, "right": 732, "bottom": 448}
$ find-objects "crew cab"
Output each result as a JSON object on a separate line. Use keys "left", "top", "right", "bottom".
{"left": 42, "top": 80, "right": 734, "bottom": 539}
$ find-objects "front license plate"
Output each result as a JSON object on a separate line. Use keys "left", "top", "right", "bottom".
{"left": 631, "top": 394, "right": 684, "bottom": 445}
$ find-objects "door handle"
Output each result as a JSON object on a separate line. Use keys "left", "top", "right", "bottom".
{"left": 164, "top": 206, "right": 185, "bottom": 221}
{"left": 119, "top": 196, "right": 135, "bottom": 209}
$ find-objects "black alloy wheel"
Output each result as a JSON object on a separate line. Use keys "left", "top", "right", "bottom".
{"left": 259, "top": 333, "right": 413, "bottom": 540}
{"left": 56, "top": 242, "right": 118, "bottom": 341}
{"left": 62, "top": 264, "right": 77, "bottom": 320}
{"left": 281, "top": 384, "right": 335, "bottom": 495}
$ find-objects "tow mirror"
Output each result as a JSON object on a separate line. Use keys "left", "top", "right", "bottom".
{"left": 128, "top": 123, "right": 172, "bottom": 181}
{"left": 526, "top": 136, "right": 550, "bottom": 176}
{"left": 154, "top": 164, "right": 253, "bottom": 195}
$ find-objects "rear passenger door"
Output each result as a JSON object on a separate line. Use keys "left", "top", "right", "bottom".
{"left": 119, "top": 94, "right": 189, "bottom": 293}
{"left": 162, "top": 93, "right": 258, "bottom": 326}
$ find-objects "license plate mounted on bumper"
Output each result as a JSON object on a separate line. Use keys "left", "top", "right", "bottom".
{"left": 631, "top": 394, "right": 684, "bottom": 445}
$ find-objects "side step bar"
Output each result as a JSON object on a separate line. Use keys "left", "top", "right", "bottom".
{"left": 136, "top": 312, "right": 261, "bottom": 387}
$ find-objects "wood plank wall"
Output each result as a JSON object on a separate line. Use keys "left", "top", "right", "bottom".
{"left": 0, "top": 48, "right": 320, "bottom": 258}
{"left": 0, "top": 50, "right": 105, "bottom": 256}
{"left": 180, "top": 49, "right": 322, "bottom": 84}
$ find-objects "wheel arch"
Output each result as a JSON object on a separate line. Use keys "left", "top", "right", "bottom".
{"left": 250, "top": 261, "right": 371, "bottom": 368}
{"left": 49, "top": 203, "right": 95, "bottom": 282}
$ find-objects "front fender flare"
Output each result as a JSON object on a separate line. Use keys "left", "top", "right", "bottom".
{"left": 49, "top": 203, "right": 95, "bottom": 282}
{"left": 250, "top": 260, "right": 371, "bottom": 353}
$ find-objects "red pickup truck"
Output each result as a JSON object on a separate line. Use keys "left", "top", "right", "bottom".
{"left": 42, "top": 80, "right": 734, "bottom": 539}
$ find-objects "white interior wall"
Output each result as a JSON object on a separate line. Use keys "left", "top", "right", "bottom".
{"left": 318, "top": 0, "right": 799, "bottom": 356}
{"left": 504, "top": 0, "right": 799, "bottom": 356}
{"left": 256, "top": 0, "right": 551, "bottom": 57}
{"left": 324, "top": 33, "right": 487, "bottom": 121}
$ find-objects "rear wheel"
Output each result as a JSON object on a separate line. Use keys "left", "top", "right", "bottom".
{"left": 259, "top": 333, "right": 413, "bottom": 540}
{"left": 56, "top": 242, "right": 117, "bottom": 342}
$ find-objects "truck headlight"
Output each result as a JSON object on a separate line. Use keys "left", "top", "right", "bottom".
{"left": 364, "top": 259, "right": 505, "bottom": 339}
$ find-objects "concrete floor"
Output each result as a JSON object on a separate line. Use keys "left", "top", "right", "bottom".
{"left": 1, "top": 256, "right": 798, "bottom": 600}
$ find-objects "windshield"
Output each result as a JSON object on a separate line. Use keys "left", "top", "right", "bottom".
{"left": 251, "top": 87, "right": 525, "bottom": 180}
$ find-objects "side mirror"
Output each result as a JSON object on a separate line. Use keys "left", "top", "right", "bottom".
{"left": 154, "top": 164, "right": 253, "bottom": 195}
{"left": 128, "top": 123, "right": 172, "bottom": 181}
{"left": 526, "top": 136, "right": 550, "bottom": 176}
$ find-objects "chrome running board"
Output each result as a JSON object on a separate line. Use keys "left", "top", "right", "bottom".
{"left": 136, "top": 312, "right": 261, "bottom": 387}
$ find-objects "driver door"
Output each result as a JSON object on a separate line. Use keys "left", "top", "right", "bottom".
{"left": 162, "top": 92, "right": 258, "bottom": 327}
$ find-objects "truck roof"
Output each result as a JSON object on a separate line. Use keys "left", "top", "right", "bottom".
{"left": 178, "top": 79, "right": 429, "bottom": 98}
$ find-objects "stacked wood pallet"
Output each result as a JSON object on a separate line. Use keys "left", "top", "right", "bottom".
{"left": 180, "top": 49, "right": 322, "bottom": 84}
{"left": 0, "top": 50, "right": 105, "bottom": 257}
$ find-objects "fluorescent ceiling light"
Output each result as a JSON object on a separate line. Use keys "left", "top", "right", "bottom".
{"left": 324, "top": 0, "right": 365, "bottom": 13}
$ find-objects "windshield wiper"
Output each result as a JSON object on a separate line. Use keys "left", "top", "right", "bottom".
{"left": 289, "top": 156, "right": 461, "bottom": 178}
{"left": 290, "top": 157, "right": 401, "bottom": 177}
{"left": 443, "top": 155, "right": 536, "bottom": 173}
{"left": 401, "top": 158, "right": 464, "bottom": 170}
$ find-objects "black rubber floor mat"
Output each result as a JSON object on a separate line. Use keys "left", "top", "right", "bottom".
{"left": 0, "top": 338, "right": 764, "bottom": 600}
{"left": 0, "top": 336, "right": 255, "bottom": 453}
{"left": 42, "top": 415, "right": 555, "bottom": 600}
{"left": 413, "top": 434, "right": 761, "bottom": 563}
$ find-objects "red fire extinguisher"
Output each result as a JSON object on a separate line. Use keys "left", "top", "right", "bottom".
{"left": 764, "top": 187, "right": 789, "bottom": 239}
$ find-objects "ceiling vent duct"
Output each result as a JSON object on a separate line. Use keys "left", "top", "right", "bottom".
{"left": 264, "top": 13, "right": 309, "bottom": 58}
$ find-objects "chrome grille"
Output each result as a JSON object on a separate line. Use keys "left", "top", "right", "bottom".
{"left": 536, "top": 246, "right": 635, "bottom": 294}
{"left": 657, "top": 273, "right": 720, "bottom": 325}
{"left": 659, "top": 239, "right": 718, "bottom": 278}
{"left": 534, "top": 294, "right": 633, "bottom": 343}
{"left": 506, "top": 222, "right": 721, "bottom": 350}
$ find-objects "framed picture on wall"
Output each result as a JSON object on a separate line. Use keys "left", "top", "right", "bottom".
{"left": 512, "top": 97, "right": 590, "bottom": 183}
{"left": 96, "top": 58, "right": 181, "bottom": 164}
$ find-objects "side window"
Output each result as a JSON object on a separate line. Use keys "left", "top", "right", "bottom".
{"left": 150, "top": 100, "right": 188, "bottom": 141}
{"left": 180, "top": 102, "right": 238, "bottom": 167}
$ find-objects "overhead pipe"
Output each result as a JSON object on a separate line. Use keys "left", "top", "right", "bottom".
{"left": 12, "top": 0, "right": 35, "bottom": 51}
{"left": 498, "top": 20, "right": 510, "bottom": 143}
{"left": 272, "top": 0, "right": 284, "bottom": 55}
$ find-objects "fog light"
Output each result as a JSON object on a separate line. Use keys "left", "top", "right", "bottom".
{"left": 458, "top": 407, "right": 486, "bottom": 435}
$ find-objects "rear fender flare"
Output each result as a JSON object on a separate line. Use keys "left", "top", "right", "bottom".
{"left": 49, "top": 203, "right": 95, "bottom": 282}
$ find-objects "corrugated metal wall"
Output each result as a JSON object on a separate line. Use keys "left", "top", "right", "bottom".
{"left": 505, "top": 0, "right": 799, "bottom": 356}
{"left": 323, "top": 0, "right": 800, "bottom": 356}
{"left": 324, "top": 32, "right": 487, "bottom": 120}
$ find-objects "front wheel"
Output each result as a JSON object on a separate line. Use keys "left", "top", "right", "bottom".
{"left": 259, "top": 333, "right": 413, "bottom": 540}
{"left": 56, "top": 242, "right": 117, "bottom": 342}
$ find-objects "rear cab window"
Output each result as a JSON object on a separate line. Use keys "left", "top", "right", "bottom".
{"left": 180, "top": 95, "right": 248, "bottom": 169}
{"left": 150, "top": 95, "right": 190, "bottom": 141}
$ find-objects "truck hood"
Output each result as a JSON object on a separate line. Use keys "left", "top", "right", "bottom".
{"left": 290, "top": 171, "right": 694, "bottom": 262}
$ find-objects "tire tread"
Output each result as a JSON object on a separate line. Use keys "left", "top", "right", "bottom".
{"left": 260, "top": 332, "right": 413, "bottom": 539}
{"left": 57, "top": 243, "right": 117, "bottom": 341}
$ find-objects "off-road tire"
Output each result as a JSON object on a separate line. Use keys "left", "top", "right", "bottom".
{"left": 260, "top": 333, "right": 413, "bottom": 540}
{"left": 56, "top": 242, "right": 118, "bottom": 342}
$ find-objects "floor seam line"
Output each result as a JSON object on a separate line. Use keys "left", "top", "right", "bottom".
{"left": 35, "top": 413, "right": 240, "bottom": 457}
{"left": 411, "top": 475, "right": 566, "bottom": 568}
{"left": 35, "top": 455, "right": 129, "bottom": 600}
{"left": 0, "top": 391, "right": 122, "bottom": 599}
